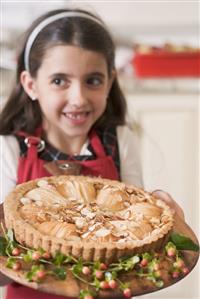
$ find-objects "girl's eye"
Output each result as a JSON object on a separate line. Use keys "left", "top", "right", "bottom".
{"left": 53, "top": 78, "right": 63, "bottom": 85}
{"left": 52, "top": 78, "right": 65, "bottom": 86}
{"left": 86, "top": 77, "right": 103, "bottom": 87}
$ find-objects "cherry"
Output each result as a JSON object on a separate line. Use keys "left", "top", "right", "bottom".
{"left": 42, "top": 252, "right": 51, "bottom": 259}
{"left": 36, "top": 270, "right": 46, "bottom": 280}
{"left": 84, "top": 296, "right": 94, "bottom": 299}
{"left": 154, "top": 270, "right": 161, "bottom": 278}
{"left": 172, "top": 271, "right": 180, "bottom": 278}
{"left": 153, "top": 263, "right": 160, "bottom": 271}
{"left": 182, "top": 267, "right": 189, "bottom": 275}
{"left": 167, "top": 247, "right": 176, "bottom": 257}
{"left": 12, "top": 262, "right": 21, "bottom": 271}
{"left": 82, "top": 266, "right": 91, "bottom": 275}
{"left": 140, "top": 258, "right": 148, "bottom": 267}
{"left": 175, "top": 258, "right": 185, "bottom": 268}
{"left": 123, "top": 288, "right": 132, "bottom": 298}
{"left": 108, "top": 279, "right": 117, "bottom": 289}
{"left": 100, "top": 281, "right": 109, "bottom": 289}
{"left": 32, "top": 251, "right": 41, "bottom": 260}
{"left": 99, "top": 263, "right": 107, "bottom": 270}
{"left": 95, "top": 270, "right": 103, "bottom": 279}
{"left": 11, "top": 248, "right": 21, "bottom": 256}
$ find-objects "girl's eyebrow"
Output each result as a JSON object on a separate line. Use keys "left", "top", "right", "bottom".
{"left": 48, "top": 71, "right": 106, "bottom": 79}
{"left": 87, "top": 72, "right": 106, "bottom": 78}
{"left": 49, "top": 73, "right": 69, "bottom": 79}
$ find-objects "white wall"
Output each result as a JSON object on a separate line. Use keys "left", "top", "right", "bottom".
{"left": 81, "top": 1, "right": 199, "bottom": 26}
{"left": 2, "top": 1, "right": 199, "bottom": 39}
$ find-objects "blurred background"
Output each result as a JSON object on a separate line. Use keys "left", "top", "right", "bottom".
{"left": 1, "top": 1, "right": 199, "bottom": 298}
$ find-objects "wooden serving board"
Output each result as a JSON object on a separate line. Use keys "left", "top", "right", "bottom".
{"left": 0, "top": 204, "right": 199, "bottom": 298}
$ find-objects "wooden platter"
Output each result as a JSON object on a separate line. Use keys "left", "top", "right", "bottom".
{"left": 0, "top": 204, "right": 199, "bottom": 298}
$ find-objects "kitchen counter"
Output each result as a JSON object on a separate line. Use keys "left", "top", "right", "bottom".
{"left": 119, "top": 75, "right": 200, "bottom": 95}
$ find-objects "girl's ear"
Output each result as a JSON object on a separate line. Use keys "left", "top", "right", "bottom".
{"left": 20, "top": 71, "right": 38, "bottom": 100}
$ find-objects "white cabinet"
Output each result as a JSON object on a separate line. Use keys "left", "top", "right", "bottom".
{"left": 127, "top": 92, "right": 199, "bottom": 299}
{"left": 127, "top": 93, "right": 198, "bottom": 231}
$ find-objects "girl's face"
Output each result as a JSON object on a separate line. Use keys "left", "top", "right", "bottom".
{"left": 26, "top": 45, "right": 113, "bottom": 143}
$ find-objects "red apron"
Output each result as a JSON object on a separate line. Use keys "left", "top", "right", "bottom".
{"left": 6, "top": 129, "right": 119, "bottom": 299}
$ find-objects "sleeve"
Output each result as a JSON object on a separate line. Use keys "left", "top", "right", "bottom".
{"left": 117, "top": 125, "right": 143, "bottom": 187}
{"left": 0, "top": 135, "right": 20, "bottom": 203}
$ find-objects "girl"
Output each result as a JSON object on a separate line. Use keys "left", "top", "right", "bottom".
{"left": 0, "top": 7, "right": 183, "bottom": 299}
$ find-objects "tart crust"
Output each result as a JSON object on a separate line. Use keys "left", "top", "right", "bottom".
{"left": 3, "top": 175, "right": 174, "bottom": 262}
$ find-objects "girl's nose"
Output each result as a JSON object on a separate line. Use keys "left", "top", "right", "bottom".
{"left": 68, "top": 82, "right": 88, "bottom": 107}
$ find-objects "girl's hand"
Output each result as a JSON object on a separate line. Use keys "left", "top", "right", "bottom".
{"left": 152, "top": 190, "right": 185, "bottom": 221}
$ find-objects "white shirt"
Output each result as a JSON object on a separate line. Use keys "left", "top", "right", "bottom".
{"left": 0, "top": 125, "right": 143, "bottom": 203}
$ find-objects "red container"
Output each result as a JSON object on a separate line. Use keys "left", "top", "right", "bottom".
{"left": 132, "top": 51, "right": 200, "bottom": 78}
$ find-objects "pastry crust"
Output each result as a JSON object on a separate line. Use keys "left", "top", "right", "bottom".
{"left": 3, "top": 175, "right": 174, "bottom": 262}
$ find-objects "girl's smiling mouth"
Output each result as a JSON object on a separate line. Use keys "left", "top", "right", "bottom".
{"left": 62, "top": 111, "right": 91, "bottom": 125}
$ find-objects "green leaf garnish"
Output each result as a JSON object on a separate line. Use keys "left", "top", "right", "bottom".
{"left": 1, "top": 226, "right": 199, "bottom": 297}
{"left": 53, "top": 252, "right": 73, "bottom": 266}
{"left": 79, "top": 289, "right": 95, "bottom": 299}
{"left": 53, "top": 267, "right": 66, "bottom": 280}
{"left": 26, "top": 271, "right": 35, "bottom": 282}
{"left": 72, "top": 260, "right": 83, "bottom": 276}
{"left": 6, "top": 257, "right": 16, "bottom": 268}
{"left": 26, "top": 264, "right": 45, "bottom": 282}
{"left": 0, "top": 236, "right": 7, "bottom": 256}
{"left": 121, "top": 255, "right": 140, "bottom": 271}
{"left": 53, "top": 252, "right": 67, "bottom": 266}
{"left": 93, "top": 276, "right": 100, "bottom": 290}
{"left": 22, "top": 250, "right": 33, "bottom": 263}
{"left": 155, "top": 279, "right": 164, "bottom": 288}
{"left": 111, "top": 255, "right": 140, "bottom": 272}
{"left": 142, "top": 252, "right": 153, "bottom": 261}
{"left": 170, "top": 233, "right": 199, "bottom": 251}
{"left": 7, "top": 229, "right": 14, "bottom": 242}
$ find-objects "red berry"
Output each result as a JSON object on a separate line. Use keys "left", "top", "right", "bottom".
{"left": 100, "top": 281, "right": 109, "bottom": 289}
{"left": 36, "top": 270, "right": 46, "bottom": 279}
{"left": 176, "top": 259, "right": 185, "bottom": 268}
{"left": 153, "top": 263, "right": 160, "bottom": 271}
{"left": 84, "top": 296, "right": 94, "bottom": 299}
{"left": 108, "top": 279, "right": 117, "bottom": 289}
{"left": 172, "top": 271, "right": 180, "bottom": 279}
{"left": 167, "top": 248, "right": 176, "bottom": 257}
{"left": 42, "top": 252, "right": 51, "bottom": 259}
{"left": 12, "top": 248, "right": 21, "bottom": 256}
{"left": 82, "top": 266, "right": 91, "bottom": 275}
{"left": 100, "top": 263, "right": 107, "bottom": 270}
{"left": 32, "top": 251, "right": 41, "bottom": 260}
{"left": 12, "top": 262, "right": 21, "bottom": 271}
{"left": 154, "top": 270, "right": 161, "bottom": 278}
{"left": 140, "top": 258, "right": 148, "bottom": 267}
{"left": 123, "top": 288, "right": 132, "bottom": 298}
{"left": 182, "top": 267, "right": 189, "bottom": 275}
{"left": 95, "top": 270, "right": 103, "bottom": 279}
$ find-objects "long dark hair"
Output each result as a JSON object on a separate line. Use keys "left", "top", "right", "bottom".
{"left": 0, "top": 8, "right": 127, "bottom": 135}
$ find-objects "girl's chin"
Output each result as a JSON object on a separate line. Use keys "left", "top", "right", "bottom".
{"left": 61, "top": 115, "right": 95, "bottom": 134}
{"left": 60, "top": 124, "right": 92, "bottom": 138}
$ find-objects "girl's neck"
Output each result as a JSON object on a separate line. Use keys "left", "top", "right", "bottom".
{"left": 42, "top": 128, "right": 88, "bottom": 156}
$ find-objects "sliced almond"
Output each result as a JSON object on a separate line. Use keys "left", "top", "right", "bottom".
{"left": 20, "top": 197, "right": 32, "bottom": 205}
{"left": 94, "top": 228, "right": 111, "bottom": 237}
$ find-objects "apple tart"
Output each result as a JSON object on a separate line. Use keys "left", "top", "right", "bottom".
{"left": 3, "top": 175, "right": 174, "bottom": 262}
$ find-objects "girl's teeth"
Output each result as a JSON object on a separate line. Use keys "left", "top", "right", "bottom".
{"left": 66, "top": 113, "right": 86, "bottom": 119}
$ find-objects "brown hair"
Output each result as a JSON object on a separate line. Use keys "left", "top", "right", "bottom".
{"left": 0, "top": 8, "right": 127, "bottom": 135}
